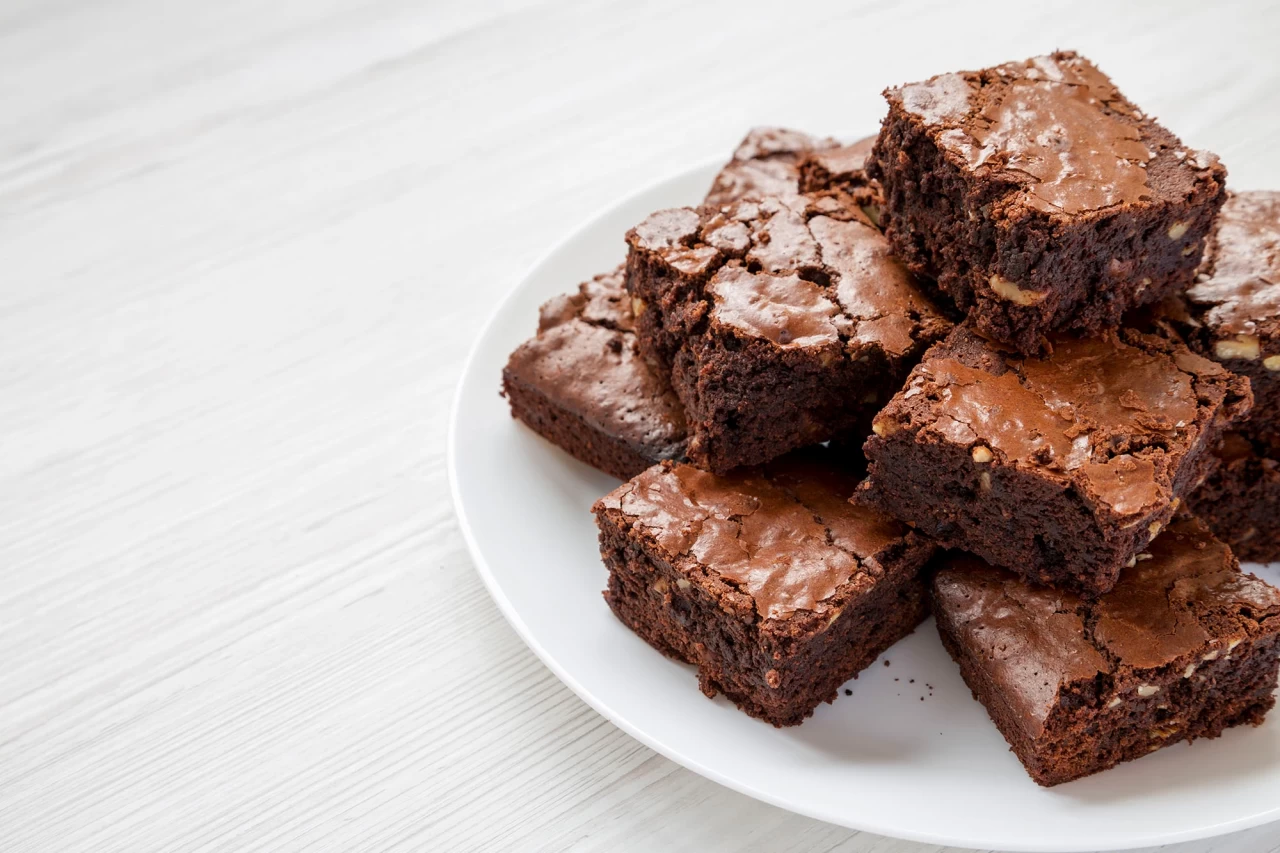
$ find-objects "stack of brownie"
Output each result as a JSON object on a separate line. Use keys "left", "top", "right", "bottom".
{"left": 501, "top": 51, "right": 1280, "bottom": 787}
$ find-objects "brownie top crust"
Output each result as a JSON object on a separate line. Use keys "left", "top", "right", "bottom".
{"left": 886, "top": 51, "right": 1222, "bottom": 217}
{"left": 595, "top": 452, "right": 911, "bottom": 621}
{"left": 704, "top": 127, "right": 840, "bottom": 207}
{"left": 876, "top": 326, "right": 1250, "bottom": 524}
{"left": 628, "top": 197, "right": 950, "bottom": 358}
{"left": 932, "top": 516, "right": 1280, "bottom": 738}
{"left": 537, "top": 266, "right": 635, "bottom": 332}
{"left": 507, "top": 267, "right": 686, "bottom": 453}
{"left": 1187, "top": 190, "right": 1280, "bottom": 338}
{"left": 799, "top": 136, "right": 875, "bottom": 187}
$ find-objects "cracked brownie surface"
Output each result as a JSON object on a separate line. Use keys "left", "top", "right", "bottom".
{"left": 627, "top": 193, "right": 951, "bottom": 473}
{"left": 860, "top": 325, "right": 1252, "bottom": 596}
{"left": 503, "top": 266, "right": 688, "bottom": 480}
{"left": 593, "top": 448, "right": 936, "bottom": 726}
{"left": 869, "top": 51, "right": 1227, "bottom": 354}
{"left": 932, "top": 515, "right": 1280, "bottom": 786}
{"left": 504, "top": 127, "right": 866, "bottom": 479}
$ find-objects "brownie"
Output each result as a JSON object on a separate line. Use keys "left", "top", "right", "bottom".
{"left": 859, "top": 325, "right": 1252, "bottom": 596}
{"left": 593, "top": 448, "right": 937, "bottom": 726}
{"left": 1186, "top": 433, "right": 1280, "bottom": 563}
{"left": 932, "top": 516, "right": 1280, "bottom": 786}
{"left": 502, "top": 267, "right": 687, "bottom": 480}
{"left": 797, "top": 135, "right": 884, "bottom": 224}
{"left": 704, "top": 127, "right": 840, "bottom": 207}
{"left": 503, "top": 127, "right": 846, "bottom": 479}
{"left": 1181, "top": 191, "right": 1280, "bottom": 447}
{"left": 869, "top": 51, "right": 1228, "bottom": 355}
{"left": 626, "top": 196, "right": 952, "bottom": 473}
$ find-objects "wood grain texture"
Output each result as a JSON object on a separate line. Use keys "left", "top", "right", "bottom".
{"left": 2, "top": 0, "right": 1279, "bottom": 849}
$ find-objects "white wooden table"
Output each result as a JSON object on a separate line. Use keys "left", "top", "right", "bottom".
{"left": 4, "top": 1, "right": 1280, "bottom": 850}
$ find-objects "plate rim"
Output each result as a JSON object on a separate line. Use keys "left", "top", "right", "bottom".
{"left": 447, "top": 159, "right": 1280, "bottom": 852}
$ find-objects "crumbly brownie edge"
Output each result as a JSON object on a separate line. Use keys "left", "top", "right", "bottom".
{"left": 863, "top": 426, "right": 1139, "bottom": 596}
{"left": 672, "top": 337, "right": 881, "bottom": 474}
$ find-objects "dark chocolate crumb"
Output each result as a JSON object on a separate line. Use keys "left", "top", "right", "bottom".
{"left": 844, "top": 688, "right": 852, "bottom": 696}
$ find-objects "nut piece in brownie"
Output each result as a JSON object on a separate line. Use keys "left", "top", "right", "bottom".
{"left": 503, "top": 266, "right": 687, "bottom": 480}
{"left": 504, "top": 127, "right": 844, "bottom": 480}
{"left": 626, "top": 196, "right": 952, "bottom": 473}
{"left": 1182, "top": 191, "right": 1280, "bottom": 447}
{"left": 869, "top": 51, "right": 1227, "bottom": 354}
{"left": 594, "top": 448, "right": 936, "bottom": 727}
{"left": 860, "top": 325, "right": 1252, "bottom": 597}
{"left": 932, "top": 516, "right": 1280, "bottom": 787}
{"left": 1186, "top": 433, "right": 1280, "bottom": 563}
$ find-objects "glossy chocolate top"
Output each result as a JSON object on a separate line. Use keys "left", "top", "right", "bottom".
{"left": 627, "top": 197, "right": 950, "bottom": 358}
{"left": 886, "top": 51, "right": 1220, "bottom": 216}
{"left": 596, "top": 451, "right": 915, "bottom": 621}
{"left": 1188, "top": 190, "right": 1280, "bottom": 337}
{"left": 509, "top": 267, "right": 686, "bottom": 456}
{"left": 933, "top": 516, "right": 1280, "bottom": 738}
{"left": 876, "top": 326, "right": 1244, "bottom": 523}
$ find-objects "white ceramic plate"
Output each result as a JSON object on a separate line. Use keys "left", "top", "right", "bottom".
{"left": 449, "top": 159, "right": 1280, "bottom": 852}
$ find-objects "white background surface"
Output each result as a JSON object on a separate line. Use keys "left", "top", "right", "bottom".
{"left": 4, "top": 0, "right": 1280, "bottom": 851}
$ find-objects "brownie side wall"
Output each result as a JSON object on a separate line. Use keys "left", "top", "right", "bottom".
{"left": 1205, "top": 355, "right": 1280, "bottom": 450}
{"left": 1033, "top": 636, "right": 1280, "bottom": 786}
{"left": 933, "top": 602, "right": 1055, "bottom": 780}
{"left": 673, "top": 339, "right": 879, "bottom": 474}
{"left": 502, "top": 371, "right": 674, "bottom": 481}
{"left": 598, "top": 507, "right": 795, "bottom": 722}
{"left": 872, "top": 107, "right": 989, "bottom": 311}
{"left": 861, "top": 430, "right": 1164, "bottom": 596}
{"left": 766, "top": 563, "right": 929, "bottom": 723}
{"left": 625, "top": 251, "right": 714, "bottom": 372}
{"left": 1187, "top": 449, "right": 1280, "bottom": 562}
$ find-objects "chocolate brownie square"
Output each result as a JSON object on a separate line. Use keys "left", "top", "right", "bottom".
{"left": 504, "top": 127, "right": 848, "bottom": 479}
{"left": 502, "top": 267, "right": 687, "bottom": 480}
{"left": 594, "top": 448, "right": 936, "bottom": 726}
{"left": 932, "top": 516, "right": 1280, "bottom": 786}
{"left": 859, "top": 325, "right": 1252, "bottom": 596}
{"left": 1187, "top": 433, "right": 1280, "bottom": 563}
{"left": 869, "top": 51, "right": 1227, "bottom": 354}
{"left": 1181, "top": 191, "right": 1280, "bottom": 447}
{"left": 626, "top": 196, "right": 951, "bottom": 473}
